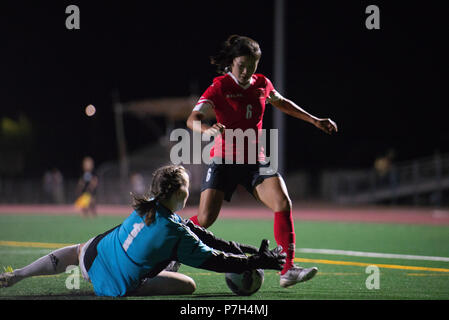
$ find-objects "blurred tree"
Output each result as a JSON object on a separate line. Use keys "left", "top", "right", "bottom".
{"left": 0, "top": 114, "right": 33, "bottom": 176}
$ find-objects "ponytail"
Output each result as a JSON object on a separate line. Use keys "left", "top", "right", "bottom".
{"left": 132, "top": 196, "right": 158, "bottom": 226}
{"left": 132, "top": 165, "right": 188, "bottom": 226}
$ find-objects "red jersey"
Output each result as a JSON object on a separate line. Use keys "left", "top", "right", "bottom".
{"left": 194, "top": 72, "right": 281, "bottom": 163}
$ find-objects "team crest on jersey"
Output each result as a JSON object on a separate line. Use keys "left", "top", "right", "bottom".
{"left": 226, "top": 93, "right": 243, "bottom": 99}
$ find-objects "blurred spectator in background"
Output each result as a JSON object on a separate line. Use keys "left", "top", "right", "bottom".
{"left": 42, "top": 168, "right": 65, "bottom": 204}
{"left": 130, "top": 172, "right": 146, "bottom": 196}
{"left": 75, "top": 156, "right": 98, "bottom": 217}
{"left": 374, "top": 149, "right": 397, "bottom": 192}
{"left": 374, "top": 149, "right": 395, "bottom": 179}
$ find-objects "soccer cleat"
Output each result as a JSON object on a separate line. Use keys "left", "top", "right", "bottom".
{"left": 0, "top": 271, "right": 19, "bottom": 288}
{"left": 164, "top": 261, "right": 181, "bottom": 272}
{"left": 279, "top": 265, "right": 318, "bottom": 288}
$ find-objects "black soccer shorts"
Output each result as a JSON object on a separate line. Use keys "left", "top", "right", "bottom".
{"left": 200, "top": 160, "right": 280, "bottom": 202}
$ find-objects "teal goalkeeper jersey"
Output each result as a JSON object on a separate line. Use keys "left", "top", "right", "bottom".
{"left": 87, "top": 204, "right": 215, "bottom": 296}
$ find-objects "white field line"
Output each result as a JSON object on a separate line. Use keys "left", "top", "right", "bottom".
{"left": 297, "top": 248, "right": 449, "bottom": 262}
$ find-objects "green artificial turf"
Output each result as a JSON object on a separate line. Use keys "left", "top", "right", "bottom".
{"left": 1, "top": 214, "right": 448, "bottom": 300}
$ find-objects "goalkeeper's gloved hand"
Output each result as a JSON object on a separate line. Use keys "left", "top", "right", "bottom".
{"left": 248, "top": 239, "right": 286, "bottom": 270}
{"left": 229, "top": 241, "right": 259, "bottom": 255}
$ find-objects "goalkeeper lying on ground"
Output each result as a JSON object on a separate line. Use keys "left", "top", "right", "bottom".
{"left": 0, "top": 165, "right": 285, "bottom": 297}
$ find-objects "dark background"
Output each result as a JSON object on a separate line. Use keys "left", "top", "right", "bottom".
{"left": 1, "top": 0, "right": 448, "bottom": 178}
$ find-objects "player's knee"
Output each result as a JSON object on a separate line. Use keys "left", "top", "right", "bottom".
{"left": 200, "top": 216, "right": 215, "bottom": 229}
{"left": 275, "top": 196, "right": 292, "bottom": 212}
{"left": 183, "top": 277, "right": 196, "bottom": 294}
{"left": 198, "top": 211, "right": 219, "bottom": 228}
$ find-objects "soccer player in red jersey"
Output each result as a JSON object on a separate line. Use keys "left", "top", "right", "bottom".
{"left": 186, "top": 35, "right": 338, "bottom": 288}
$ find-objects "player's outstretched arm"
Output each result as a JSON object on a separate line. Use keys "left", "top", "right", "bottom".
{"left": 183, "top": 219, "right": 258, "bottom": 254}
{"left": 198, "top": 239, "right": 286, "bottom": 274}
{"left": 271, "top": 98, "right": 338, "bottom": 135}
{"left": 176, "top": 224, "right": 284, "bottom": 273}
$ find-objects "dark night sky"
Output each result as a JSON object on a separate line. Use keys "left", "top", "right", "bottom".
{"left": 1, "top": 1, "right": 448, "bottom": 178}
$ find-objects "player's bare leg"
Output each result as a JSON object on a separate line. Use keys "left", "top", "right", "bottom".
{"left": 1, "top": 244, "right": 81, "bottom": 288}
{"left": 81, "top": 207, "right": 89, "bottom": 218}
{"left": 253, "top": 176, "right": 291, "bottom": 212}
{"left": 89, "top": 198, "right": 97, "bottom": 218}
{"left": 253, "top": 176, "right": 318, "bottom": 287}
{"left": 195, "top": 188, "right": 225, "bottom": 228}
{"left": 128, "top": 271, "right": 196, "bottom": 296}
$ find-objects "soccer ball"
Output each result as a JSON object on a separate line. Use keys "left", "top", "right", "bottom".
{"left": 225, "top": 269, "right": 264, "bottom": 296}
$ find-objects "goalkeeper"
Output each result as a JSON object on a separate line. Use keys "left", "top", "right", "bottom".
{"left": 1, "top": 165, "right": 285, "bottom": 297}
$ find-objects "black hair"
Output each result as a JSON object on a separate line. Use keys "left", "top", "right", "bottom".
{"left": 132, "top": 165, "right": 188, "bottom": 225}
{"left": 210, "top": 35, "right": 262, "bottom": 74}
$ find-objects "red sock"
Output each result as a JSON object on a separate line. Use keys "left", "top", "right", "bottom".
{"left": 189, "top": 215, "right": 200, "bottom": 226}
{"left": 274, "top": 210, "right": 296, "bottom": 275}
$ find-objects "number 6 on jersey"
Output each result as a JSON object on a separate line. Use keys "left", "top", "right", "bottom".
{"left": 246, "top": 104, "right": 253, "bottom": 119}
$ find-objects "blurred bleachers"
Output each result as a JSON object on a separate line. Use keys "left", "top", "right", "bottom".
{"left": 321, "top": 152, "right": 449, "bottom": 206}
{"left": 1, "top": 151, "right": 448, "bottom": 207}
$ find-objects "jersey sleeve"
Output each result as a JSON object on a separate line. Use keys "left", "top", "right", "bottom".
{"left": 265, "top": 76, "right": 284, "bottom": 104}
{"left": 175, "top": 223, "right": 216, "bottom": 267}
{"left": 192, "top": 83, "right": 219, "bottom": 114}
{"left": 183, "top": 219, "right": 258, "bottom": 254}
{"left": 174, "top": 222, "right": 257, "bottom": 273}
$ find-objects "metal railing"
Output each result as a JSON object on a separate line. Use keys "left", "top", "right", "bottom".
{"left": 323, "top": 153, "right": 449, "bottom": 205}
{"left": 2, "top": 152, "right": 448, "bottom": 206}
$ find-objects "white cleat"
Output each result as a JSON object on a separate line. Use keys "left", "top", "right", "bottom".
{"left": 0, "top": 272, "right": 20, "bottom": 288}
{"left": 280, "top": 265, "right": 318, "bottom": 288}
